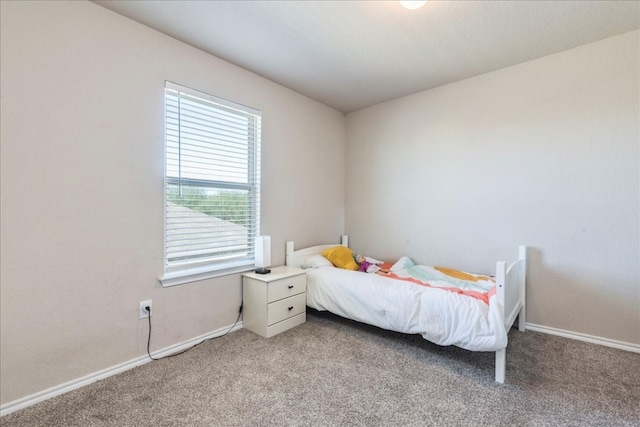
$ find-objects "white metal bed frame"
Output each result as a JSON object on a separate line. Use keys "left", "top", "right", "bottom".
{"left": 286, "top": 235, "right": 527, "bottom": 383}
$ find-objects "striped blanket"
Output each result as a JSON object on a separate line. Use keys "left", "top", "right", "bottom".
{"left": 384, "top": 256, "right": 496, "bottom": 304}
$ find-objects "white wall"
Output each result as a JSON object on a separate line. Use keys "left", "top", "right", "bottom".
{"left": 346, "top": 30, "right": 639, "bottom": 346}
{"left": 0, "top": 1, "right": 345, "bottom": 405}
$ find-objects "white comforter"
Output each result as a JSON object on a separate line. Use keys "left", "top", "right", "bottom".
{"left": 305, "top": 266, "right": 508, "bottom": 351}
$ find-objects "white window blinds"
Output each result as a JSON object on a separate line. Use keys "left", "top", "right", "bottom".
{"left": 162, "top": 81, "right": 261, "bottom": 285}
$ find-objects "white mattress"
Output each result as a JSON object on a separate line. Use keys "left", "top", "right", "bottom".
{"left": 305, "top": 266, "right": 508, "bottom": 351}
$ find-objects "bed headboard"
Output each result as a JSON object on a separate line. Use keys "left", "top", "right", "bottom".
{"left": 285, "top": 235, "right": 349, "bottom": 268}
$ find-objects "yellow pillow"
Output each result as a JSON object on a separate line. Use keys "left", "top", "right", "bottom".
{"left": 322, "top": 246, "right": 359, "bottom": 271}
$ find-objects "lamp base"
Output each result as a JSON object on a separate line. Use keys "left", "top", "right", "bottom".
{"left": 255, "top": 267, "right": 271, "bottom": 274}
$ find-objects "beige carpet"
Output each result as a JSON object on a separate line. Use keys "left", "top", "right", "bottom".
{"left": 2, "top": 310, "right": 639, "bottom": 426}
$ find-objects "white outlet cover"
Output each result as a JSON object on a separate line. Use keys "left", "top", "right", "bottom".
{"left": 139, "top": 300, "right": 152, "bottom": 319}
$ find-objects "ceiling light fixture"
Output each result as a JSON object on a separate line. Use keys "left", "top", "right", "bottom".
{"left": 400, "top": 1, "right": 427, "bottom": 10}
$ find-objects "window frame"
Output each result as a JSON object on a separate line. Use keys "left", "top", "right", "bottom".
{"left": 160, "top": 81, "right": 262, "bottom": 287}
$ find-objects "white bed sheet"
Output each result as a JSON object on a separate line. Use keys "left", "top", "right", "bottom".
{"left": 305, "top": 266, "right": 508, "bottom": 352}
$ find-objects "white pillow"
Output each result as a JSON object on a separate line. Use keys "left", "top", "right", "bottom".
{"left": 300, "top": 254, "right": 333, "bottom": 269}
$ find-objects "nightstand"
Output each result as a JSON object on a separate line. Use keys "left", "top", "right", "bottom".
{"left": 242, "top": 266, "right": 307, "bottom": 338}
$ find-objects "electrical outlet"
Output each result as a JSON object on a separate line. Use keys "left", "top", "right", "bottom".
{"left": 139, "top": 300, "right": 152, "bottom": 319}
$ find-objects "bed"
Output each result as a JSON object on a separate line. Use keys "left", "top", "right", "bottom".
{"left": 285, "top": 235, "right": 526, "bottom": 383}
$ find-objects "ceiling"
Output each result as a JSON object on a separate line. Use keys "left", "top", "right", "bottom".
{"left": 94, "top": 0, "right": 640, "bottom": 113}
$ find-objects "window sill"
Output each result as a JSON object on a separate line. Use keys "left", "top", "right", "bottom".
{"left": 160, "top": 261, "right": 255, "bottom": 287}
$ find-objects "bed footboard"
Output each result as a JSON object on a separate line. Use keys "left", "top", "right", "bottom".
{"left": 494, "top": 245, "right": 527, "bottom": 383}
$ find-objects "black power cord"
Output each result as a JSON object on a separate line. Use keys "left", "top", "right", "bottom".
{"left": 145, "top": 305, "right": 242, "bottom": 361}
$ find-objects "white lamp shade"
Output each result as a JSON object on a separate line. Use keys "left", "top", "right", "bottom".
{"left": 255, "top": 235, "right": 271, "bottom": 269}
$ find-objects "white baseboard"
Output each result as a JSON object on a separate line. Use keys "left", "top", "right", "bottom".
{"left": 0, "top": 321, "right": 243, "bottom": 417}
{"left": 525, "top": 322, "right": 640, "bottom": 353}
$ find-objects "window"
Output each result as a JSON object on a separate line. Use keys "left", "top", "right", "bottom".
{"left": 161, "top": 81, "right": 261, "bottom": 286}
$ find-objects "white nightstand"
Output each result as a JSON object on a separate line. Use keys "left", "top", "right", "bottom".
{"left": 242, "top": 266, "right": 307, "bottom": 338}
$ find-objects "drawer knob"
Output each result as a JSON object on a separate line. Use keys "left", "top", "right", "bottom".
{"left": 288, "top": 306, "right": 294, "bottom": 311}
{"left": 288, "top": 285, "right": 294, "bottom": 289}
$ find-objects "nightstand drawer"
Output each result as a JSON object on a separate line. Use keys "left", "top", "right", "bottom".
{"left": 265, "top": 313, "right": 305, "bottom": 338}
{"left": 267, "top": 274, "right": 306, "bottom": 303}
{"left": 267, "top": 293, "right": 306, "bottom": 325}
